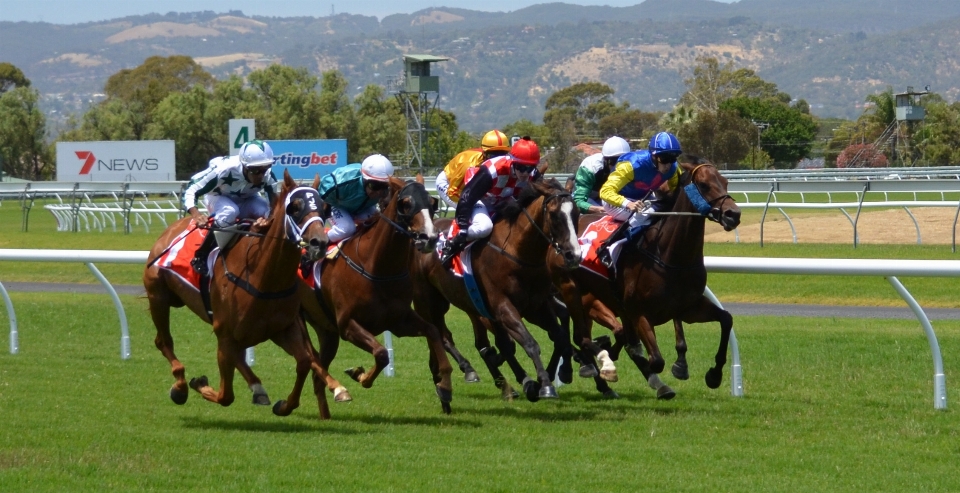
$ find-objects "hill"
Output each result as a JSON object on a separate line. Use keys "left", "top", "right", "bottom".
{"left": 2, "top": 1, "right": 960, "bottom": 134}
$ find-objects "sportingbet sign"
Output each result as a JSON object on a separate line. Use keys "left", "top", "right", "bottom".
{"left": 266, "top": 139, "right": 348, "bottom": 180}
{"left": 56, "top": 140, "right": 176, "bottom": 181}
{"left": 229, "top": 119, "right": 256, "bottom": 156}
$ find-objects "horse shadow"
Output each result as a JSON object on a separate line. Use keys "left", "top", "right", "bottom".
{"left": 179, "top": 416, "right": 358, "bottom": 434}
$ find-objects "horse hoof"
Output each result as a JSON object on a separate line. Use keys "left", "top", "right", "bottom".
{"left": 602, "top": 389, "right": 620, "bottom": 400}
{"left": 435, "top": 385, "right": 453, "bottom": 404}
{"left": 250, "top": 383, "right": 271, "bottom": 406}
{"left": 169, "top": 387, "right": 188, "bottom": 405}
{"left": 539, "top": 385, "right": 559, "bottom": 399}
{"left": 272, "top": 400, "right": 291, "bottom": 416}
{"left": 344, "top": 367, "right": 365, "bottom": 383}
{"left": 464, "top": 371, "right": 480, "bottom": 383}
{"left": 558, "top": 365, "right": 574, "bottom": 384}
{"left": 656, "top": 385, "right": 677, "bottom": 400}
{"left": 705, "top": 368, "right": 723, "bottom": 389}
{"left": 333, "top": 386, "right": 352, "bottom": 403}
{"left": 599, "top": 369, "right": 619, "bottom": 383}
{"left": 579, "top": 364, "right": 599, "bottom": 378}
{"left": 188, "top": 376, "right": 208, "bottom": 391}
{"left": 522, "top": 378, "right": 541, "bottom": 403}
{"left": 441, "top": 401, "right": 452, "bottom": 415}
{"left": 672, "top": 363, "right": 690, "bottom": 381}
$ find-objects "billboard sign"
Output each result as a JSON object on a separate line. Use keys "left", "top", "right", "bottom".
{"left": 56, "top": 140, "right": 176, "bottom": 181}
{"left": 267, "top": 139, "right": 348, "bottom": 180}
{"left": 229, "top": 119, "right": 256, "bottom": 156}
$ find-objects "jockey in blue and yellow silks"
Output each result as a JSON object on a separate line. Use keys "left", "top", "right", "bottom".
{"left": 596, "top": 131, "right": 683, "bottom": 267}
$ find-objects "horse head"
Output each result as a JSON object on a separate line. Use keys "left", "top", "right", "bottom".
{"left": 677, "top": 158, "right": 741, "bottom": 231}
{"left": 513, "top": 178, "right": 582, "bottom": 270}
{"left": 280, "top": 171, "right": 329, "bottom": 261}
{"left": 383, "top": 176, "right": 439, "bottom": 253}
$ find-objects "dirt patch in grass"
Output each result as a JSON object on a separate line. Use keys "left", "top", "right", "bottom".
{"left": 705, "top": 207, "right": 959, "bottom": 245}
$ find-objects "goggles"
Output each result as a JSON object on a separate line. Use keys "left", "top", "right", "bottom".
{"left": 514, "top": 164, "right": 535, "bottom": 174}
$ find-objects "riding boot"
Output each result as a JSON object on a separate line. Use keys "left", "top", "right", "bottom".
{"left": 596, "top": 227, "right": 626, "bottom": 269}
{"left": 191, "top": 230, "right": 217, "bottom": 276}
{"left": 440, "top": 233, "right": 469, "bottom": 267}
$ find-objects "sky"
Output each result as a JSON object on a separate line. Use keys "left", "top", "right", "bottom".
{"left": 2, "top": 0, "right": 737, "bottom": 24}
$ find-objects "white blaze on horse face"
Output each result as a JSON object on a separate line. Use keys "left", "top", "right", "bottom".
{"left": 418, "top": 209, "right": 436, "bottom": 238}
{"left": 560, "top": 200, "right": 581, "bottom": 257}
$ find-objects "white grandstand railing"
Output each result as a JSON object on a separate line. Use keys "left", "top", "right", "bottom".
{"left": 0, "top": 250, "right": 955, "bottom": 408}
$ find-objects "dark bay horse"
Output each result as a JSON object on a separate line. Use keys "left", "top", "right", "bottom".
{"left": 551, "top": 158, "right": 741, "bottom": 397}
{"left": 144, "top": 171, "right": 332, "bottom": 417}
{"left": 297, "top": 177, "right": 455, "bottom": 413}
{"left": 410, "top": 177, "right": 582, "bottom": 402}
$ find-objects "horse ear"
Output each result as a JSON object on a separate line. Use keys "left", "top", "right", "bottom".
{"left": 537, "top": 160, "right": 549, "bottom": 176}
{"left": 415, "top": 173, "right": 424, "bottom": 185}
{"left": 283, "top": 169, "right": 296, "bottom": 189}
{"left": 428, "top": 196, "right": 439, "bottom": 217}
{"left": 564, "top": 176, "right": 574, "bottom": 193}
{"left": 312, "top": 173, "right": 320, "bottom": 189}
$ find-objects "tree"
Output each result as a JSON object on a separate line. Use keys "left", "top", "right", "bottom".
{"left": 543, "top": 82, "right": 617, "bottom": 138}
{"left": 597, "top": 108, "right": 659, "bottom": 141}
{"left": 59, "top": 97, "right": 149, "bottom": 141}
{"left": 721, "top": 96, "right": 819, "bottom": 166}
{"left": 247, "top": 65, "right": 326, "bottom": 140}
{"left": 104, "top": 55, "right": 214, "bottom": 116}
{"left": 0, "top": 62, "right": 30, "bottom": 94}
{"left": 0, "top": 87, "right": 52, "bottom": 180}
{"left": 352, "top": 84, "right": 406, "bottom": 161}
{"left": 679, "top": 56, "right": 780, "bottom": 114}
{"left": 914, "top": 99, "right": 960, "bottom": 165}
{"left": 836, "top": 143, "right": 888, "bottom": 168}
{"left": 423, "top": 107, "right": 474, "bottom": 171}
{"left": 676, "top": 109, "right": 753, "bottom": 167}
{"left": 146, "top": 85, "right": 221, "bottom": 178}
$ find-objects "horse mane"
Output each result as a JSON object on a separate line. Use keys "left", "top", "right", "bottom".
{"left": 495, "top": 178, "right": 565, "bottom": 224}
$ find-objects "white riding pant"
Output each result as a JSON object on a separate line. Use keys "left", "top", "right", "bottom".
{"left": 328, "top": 205, "right": 379, "bottom": 243}
{"left": 462, "top": 201, "right": 493, "bottom": 240}
{"left": 602, "top": 199, "right": 660, "bottom": 230}
{"left": 435, "top": 171, "right": 458, "bottom": 210}
{"left": 204, "top": 194, "right": 270, "bottom": 228}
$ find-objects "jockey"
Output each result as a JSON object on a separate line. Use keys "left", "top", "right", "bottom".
{"left": 318, "top": 154, "right": 394, "bottom": 243}
{"left": 183, "top": 139, "right": 278, "bottom": 275}
{"left": 435, "top": 129, "right": 511, "bottom": 210}
{"left": 439, "top": 136, "right": 540, "bottom": 267}
{"left": 573, "top": 136, "right": 631, "bottom": 214}
{"left": 595, "top": 131, "right": 683, "bottom": 267}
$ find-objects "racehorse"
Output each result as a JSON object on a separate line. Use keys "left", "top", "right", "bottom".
{"left": 551, "top": 157, "right": 741, "bottom": 396}
{"left": 297, "top": 176, "right": 456, "bottom": 413}
{"left": 410, "top": 177, "right": 582, "bottom": 402}
{"left": 143, "top": 170, "right": 332, "bottom": 417}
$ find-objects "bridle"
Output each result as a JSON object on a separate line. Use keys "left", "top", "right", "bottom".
{"left": 490, "top": 188, "right": 574, "bottom": 265}
{"left": 681, "top": 163, "right": 733, "bottom": 224}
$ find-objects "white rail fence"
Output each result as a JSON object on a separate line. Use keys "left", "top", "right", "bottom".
{"left": 1, "top": 250, "right": 955, "bottom": 408}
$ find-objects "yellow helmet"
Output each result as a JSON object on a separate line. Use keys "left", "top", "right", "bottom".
{"left": 480, "top": 130, "right": 510, "bottom": 152}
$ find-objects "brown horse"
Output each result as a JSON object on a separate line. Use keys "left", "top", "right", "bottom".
{"left": 410, "top": 177, "right": 582, "bottom": 402}
{"left": 144, "top": 170, "right": 331, "bottom": 417}
{"left": 298, "top": 177, "right": 455, "bottom": 413}
{"left": 550, "top": 158, "right": 741, "bottom": 397}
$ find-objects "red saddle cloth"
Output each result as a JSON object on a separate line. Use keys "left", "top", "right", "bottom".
{"left": 155, "top": 219, "right": 210, "bottom": 290}
{"left": 578, "top": 216, "right": 620, "bottom": 278}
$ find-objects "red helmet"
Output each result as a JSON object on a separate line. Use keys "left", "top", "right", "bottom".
{"left": 509, "top": 137, "right": 540, "bottom": 165}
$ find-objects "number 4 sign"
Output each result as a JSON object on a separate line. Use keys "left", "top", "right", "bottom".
{"left": 228, "top": 119, "right": 256, "bottom": 156}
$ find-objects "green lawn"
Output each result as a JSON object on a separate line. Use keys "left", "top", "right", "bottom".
{"left": 0, "top": 292, "right": 958, "bottom": 491}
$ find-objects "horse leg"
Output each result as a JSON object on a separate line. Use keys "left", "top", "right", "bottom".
{"left": 387, "top": 312, "right": 455, "bottom": 415}
{"left": 494, "top": 310, "right": 556, "bottom": 402}
{"left": 524, "top": 299, "right": 573, "bottom": 385}
{"left": 683, "top": 297, "right": 734, "bottom": 389}
{"left": 671, "top": 319, "right": 690, "bottom": 381}
{"left": 303, "top": 312, "right": 352, "bottom": 402}
{"left": 470, "top": 315, "right": 526, "bottom": 400}
{"left": 340, "top": 319, "right": 389, "bottom": 389}
{"left": 413, "top": 284, "right": 480, "bottom": 383}
{"left": 269, "top": 321, "right": 331, "bottom": 420}
{"left": 584, "top": 299, "right": 622, "bottom": 382}
{"left": 623, "top": 316, "right": 675, "bottom": 400}
{"left": 188, "top": 336, "right": 240, "bottom": 406}
{"left": 146, "top": 294, "right": 190, "bottom": 405}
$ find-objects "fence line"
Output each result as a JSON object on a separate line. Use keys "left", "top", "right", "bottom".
{"left": 1, "top": 250, "right": 955, "bottom": 408}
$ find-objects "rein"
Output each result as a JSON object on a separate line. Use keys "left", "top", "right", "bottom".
{"left": 220, "top": 256, "right": 300, "bottom": 299}
{"left": 495, "top": 190, "right": 572, "bottom": 266}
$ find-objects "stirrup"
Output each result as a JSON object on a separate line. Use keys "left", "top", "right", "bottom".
{"left": 191, "top": 256, "right": 208, "bottom": 275}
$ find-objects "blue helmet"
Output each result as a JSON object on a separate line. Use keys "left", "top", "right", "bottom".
{"left": 648, "top": 132, "right": 682, "bottom": 158}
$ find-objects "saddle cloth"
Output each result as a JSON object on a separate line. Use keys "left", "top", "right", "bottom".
{"left": 156, "top": 219, "right": 218, "bottom": 290}
{"left": 578, "top": 216, "right": 627, "bottom": 278}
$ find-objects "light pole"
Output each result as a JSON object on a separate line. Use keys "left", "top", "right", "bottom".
{"left": 751, "top": 120, "right": 769, "bottom": 169}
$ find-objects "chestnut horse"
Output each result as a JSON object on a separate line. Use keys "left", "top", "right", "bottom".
{"left": 144, "top": 171, "right": 331, "bottom": 417}
{"left": 550, "top": 158, "right": 741, "bottom": 397}
{"left": 410, "top": 177, "right": 582, "bottom": 402}
{"left": 298, "top": 177, "right": 455, "bottom": 413}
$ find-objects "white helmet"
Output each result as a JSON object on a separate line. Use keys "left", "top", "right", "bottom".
{"left": 360, "top": 154, "right": 394, "bottom": 182}
{"left": 239, "top": 140, "right": 275, "bottom": 168}
{"left": 601, "top": 136, "right": 631, "bottom": 158}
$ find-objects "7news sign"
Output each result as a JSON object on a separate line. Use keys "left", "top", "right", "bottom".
{"left": 56, "top": 141, "right": 176, "bottom": 181}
